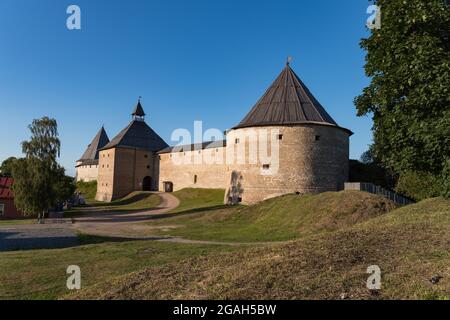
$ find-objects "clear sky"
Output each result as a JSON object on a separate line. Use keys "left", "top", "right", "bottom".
{"left": 0, "top": 0, "right": 374, "bottom": 177}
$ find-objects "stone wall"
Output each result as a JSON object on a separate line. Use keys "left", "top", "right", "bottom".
{"left": 158, "top": 146, "right": 229, "bottom": 192}
{"left": 96, "top": 124, "right": 350, "bottom": 204}
{"left": 96, "top": 147, "right": 159, "bottom": 202}
{"left": 224, "top": 124, "right": 350, "bottom": 204}
{"left": 95, "top": 149, "right": 116, "bottom": 202}
{"left": 76, "top": 163, "right": 99, "bottom": 182}
{"left": 158, "top": 124, "right": 350, "bottom": 205}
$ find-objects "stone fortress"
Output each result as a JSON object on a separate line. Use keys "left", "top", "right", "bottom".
{"left": 76, "top": 62, "right": 353, "bottom": 204}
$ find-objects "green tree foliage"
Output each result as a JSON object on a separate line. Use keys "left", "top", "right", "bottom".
{"left": 76, "top": 180, "right": 98, "bottom": 202}
{"left": 396, "top": 170, "right": 443, "bottom": 201}
{"left": 54, "top": 172, "right": 76, "bottom": 204}
{"left": 11, "top": 117, "right": 72, "bottom": 217}
{"left": 349, "top": 159, "right": 394, "bottom": 189}
{"left": 355, "top": 0, "right": 449, "bottom": 197}
{"left": 0, "top": 157, "right": 17, "bottom": 177}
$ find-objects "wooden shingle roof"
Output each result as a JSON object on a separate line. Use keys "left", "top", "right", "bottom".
{"left": 78, "top": 126, "right": 110, "bottom": 162}
{"left": 234, "top": 63, "right": 349, "bottom": 132}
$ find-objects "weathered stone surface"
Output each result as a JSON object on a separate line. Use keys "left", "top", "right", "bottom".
{"left": 157, "top": 124, "right": 350, "bottom": 205}
{"left": 225, "top": 124, "right": 350, "bottom": 204}
{"left": 95, "top": 147, "right": 159, "bottom": 202}
{"left": 76, "top": 164, "right": 99, "bottom": 182}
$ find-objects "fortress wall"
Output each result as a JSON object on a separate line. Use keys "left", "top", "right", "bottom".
{"left": 158, "top": 146, "right": 228, "bottom": 192}
{"left": 96, "top": 147, "right": 159, "bottom": 202}
{"left": 76, "top": 164, "right": 99, "bottom": 182}
{"left": 95, "top": 125, "right": 349, "bottom": 204}
{"left": 225, "top": 125, "right": 350, "bottom": 204}
{"left": 95, "top": 149, "right": 116, "bottom": 202}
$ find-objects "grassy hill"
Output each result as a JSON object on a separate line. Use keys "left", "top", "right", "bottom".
{"left": 69, "top": 197, "right": 450, "bottom": 300}
{"left": 65, "top": 191, "right": 161, "bottom": 217}
{"left": 0, "top": 239, "right": 236, "bottom": 300}
{"left": 169, "top": 188, "right": 226, "bottom": 214}
{"left": 148, "top": 190, "right": 397, "bottom": 242}
{"left": 76, "top": 181, "right": 97, "bottom": 203}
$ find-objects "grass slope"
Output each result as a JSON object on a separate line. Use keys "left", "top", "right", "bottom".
{"left": 0, "top": 237, "right": 237, "bottom": 300}
{"left": 65, "top": 192, "right": 161, "bottom": 217}
{"left": 148, "top": 190, "right": 397, "bottom": 242}
{"left": 169, "top": 188, "right": 225, "bottom": 214}
{"left": 69, "top": 197, "right": 450, "bottom": 300}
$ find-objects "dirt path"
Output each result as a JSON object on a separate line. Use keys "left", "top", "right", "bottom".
{"left": 73, "top": 193, "right": 282, "bottom": 247}
{"left": 72, "top": 192, "right": 180, "bottom": 238}
{"left": 1, "top": 193, "right": 282, "bottom": 250}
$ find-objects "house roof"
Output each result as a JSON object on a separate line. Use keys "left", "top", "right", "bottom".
{"left": 158, "top": 140, "right": 226, "bottom": 154}
{"left": 234, "top": 62, "right": 349, "bottom": 133}
{"left": 101, "top": 120, "right": 169, "bottom": 152}
{"left": 78, "top": 126, "right": 110, "bottom": 162}
{"left": 0, "top": 177, "right": 14, "bottom": 199}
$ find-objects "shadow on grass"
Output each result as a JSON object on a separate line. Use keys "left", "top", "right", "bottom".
{"left": 65, "top": 206, "right": 165, "bottom": 220}
{"left": 149, "top": 205, "right": 231, "bottom": 221}
{"left": 76, "top": 233, "right": 171, "bottom": 245}
{"left": 65, "top": 193, "right": 160, "bottom": 218}
{"left": 87, "top": 192, "right": 153, "bottom": 207}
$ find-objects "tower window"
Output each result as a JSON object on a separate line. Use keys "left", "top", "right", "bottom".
{"left": 194, "top": 175, "right": 198, "bottom": 184}
{"left": 147, "top": 165, "right": 150, "bottom": 169}
{"left": 263, "top": 164, "right": 270, "bottom": 170}
{"left": 235, "top": 138, "right": 240, "bottom": 144}
{"left": 144, "top": 154, "right": 148, "bottom": 158}
{"left": 315, "top": 135, "right": 321, "bottom": 141}
{"left": 278, "top": 134, "right": 283, "bottom": 140}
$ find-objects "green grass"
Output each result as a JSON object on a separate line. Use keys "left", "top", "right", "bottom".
{"left": 3, "top": 187, "right": 448, "bottom": 300}
{"left": 70, "top": 197, "right": 450, "bottom": 300}
{"left": 169, "top": 188, "right": 226, "bottom": 214}
{"left": 65, "top": 192, "right": 161, "bottom": 217}
{"left": 0, "top": 219, "right": 35, "bottom": 226}
{"left": 147, "top": 190, "right": 397, "bottom": 242}
{"left": 0, "top": 237, "right": 238, "bottom": 300}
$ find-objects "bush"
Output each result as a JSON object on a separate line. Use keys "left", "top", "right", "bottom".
{"left": 395, "top": 171, "right": 443, "bottom": 201}
{"left": 76, "top": 180, "right": 97, "bottom": 202}
{"left": 440, "top": 160, "right": 450, "bottom": 199}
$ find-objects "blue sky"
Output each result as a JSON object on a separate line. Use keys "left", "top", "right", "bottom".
{"left": 0, "top": 0, "right": 374, "bottom": 176}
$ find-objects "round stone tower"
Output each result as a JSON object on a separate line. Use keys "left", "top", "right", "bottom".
{"left": 225, "top": 62, "right": 353, "bottom": 205}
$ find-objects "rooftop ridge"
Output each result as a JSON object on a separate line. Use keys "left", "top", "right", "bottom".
{"left": 234, "top": 63, "right": 338, "bottom": 129}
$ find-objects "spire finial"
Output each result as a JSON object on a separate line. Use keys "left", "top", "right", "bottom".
{"left": 132, "top": 97, "right": 146, "bottom": 120}
{"left": 286, "top": 56, "right": 293, "bottom": 66}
